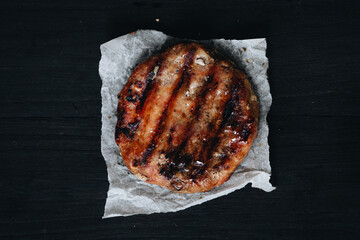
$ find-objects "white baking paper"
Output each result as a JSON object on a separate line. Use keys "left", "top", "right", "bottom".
{"left": 99, "top": 30, "right": 274, "bottom": 218}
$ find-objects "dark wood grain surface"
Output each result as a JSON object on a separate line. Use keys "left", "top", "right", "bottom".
{"left": 1, "top": 0, "right": 359, "bottom": 239}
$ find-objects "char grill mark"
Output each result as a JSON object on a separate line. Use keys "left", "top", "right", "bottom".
{"left": 159, "top": 66, "right": 217, "bottom": 180}
{"left": 206, "top": 82, "right": 243, "bottom": 169}
{"left": 138, "top": 60, "right": 162, "bottom": 111}
{"left": 208, "top": 72, "right": 255, "bottom": 170}
{"left": 115, "top": 56, "right": 160, "bottom": 142}
{"left": 200, "top": 83, "right": 240, "bottom": 166}
{"left": 172, "top": 63, "right": 234, "bottom": 179}
{"left": 143, "top": 50, "right": 220, "bottom": 181}
{"left": 124, "top": 44, "right": 191, "bottom": 167}
{"left": 159, "top": 62, "right": 236, "bottom": 181}
{"left": 185, "top": 80, "right": 239, "bottom": 180}
{"left": 116, "top": 120, "right": 141, "bottom": 140}
{"left": 140, "top": 47, "right": 197, "bottom": 165}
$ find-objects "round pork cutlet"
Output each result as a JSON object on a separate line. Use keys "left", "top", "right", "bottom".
{"left": 115, "top": 42, "right": 259, "bottom": 193}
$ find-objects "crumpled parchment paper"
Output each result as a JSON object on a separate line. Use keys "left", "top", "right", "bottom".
{"left": 99, "top": 30, "right": 274, "bottom": 218}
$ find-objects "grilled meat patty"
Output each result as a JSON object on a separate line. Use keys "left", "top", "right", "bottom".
{"left": 115, "top": 43, "right": 259, "bottom": 193}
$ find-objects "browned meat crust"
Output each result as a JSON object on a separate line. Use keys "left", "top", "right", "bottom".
{"left": 115, "top": 43, "right": 259, "bottom": 193}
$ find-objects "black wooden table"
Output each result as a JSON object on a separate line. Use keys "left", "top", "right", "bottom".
{"left": 1, "top": 0, "right": 359, "bottom": 239}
